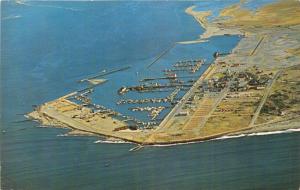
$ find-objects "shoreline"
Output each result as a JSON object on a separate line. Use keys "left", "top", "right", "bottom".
{"left": 27, "top": 0, "right": 300, "bottom": 146}
{"left": 185, "top": 5, "right": 243, "bottom": 40}
{"left": 91, "top": 127, "right": 300, "bottom": 146}
{"left": 32, "top": 111, "right": 300, "bottom": 146}
{"left": 27, "top": 93, "right": 300, "bottom": 145}
{"left": 147, "top": 128, "right": 300, "bottom": 147}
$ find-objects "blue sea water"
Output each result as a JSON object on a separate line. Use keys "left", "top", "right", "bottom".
{"left": 1, "top": 1, "right": 300, "bottom": 190}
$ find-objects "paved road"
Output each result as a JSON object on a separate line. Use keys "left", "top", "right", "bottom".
{"left": 248, "top": 70, "right": 282, "bottom": 127}
{"left": 198, "top": 87, "right": 229, "bottom": 129}
{"left": 250, "top": 36, "right": 265, "bottom": 56}
{"left": 157, "top": 64, "right": 215, "bottom": 129}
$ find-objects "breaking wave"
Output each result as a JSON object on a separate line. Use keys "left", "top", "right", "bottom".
{"left": 150, "top": 128, "right": 300, "bottom": 147}
{"left": 57, "top": 133, "right": 69, "bottom": 137}
{"left": 94, "top": 139, "right": 132, "bottom": 144}
{"left": 91, "top": 128, "right": 300, "bottom": 147}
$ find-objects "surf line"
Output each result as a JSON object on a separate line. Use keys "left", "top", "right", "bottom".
{"left": 147, "top": 43, "right": 176, "bottom": 68}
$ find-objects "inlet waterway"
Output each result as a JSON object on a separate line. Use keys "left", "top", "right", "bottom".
{"left": 1, "top": 1, "right": 299, "bottom": 189}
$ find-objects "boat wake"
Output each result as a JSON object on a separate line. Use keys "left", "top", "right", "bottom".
{"left": 16, "top": 1, "right": 81, "bottom": 12}
{"left": 2, "top": 15, "right": 22, "bottom": 21}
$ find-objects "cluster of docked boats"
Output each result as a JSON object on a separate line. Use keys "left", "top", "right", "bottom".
{"left": 129, "top": 106, "right": 166, "bottom": 120}
{"left": 118, "top": 82, "right": 192, "bottom": 95}
{"left": 116, "top": 88, "right": 180, "bottom": 106}
{"left": 172, "top": 59, "right": 204, "bottom": 73}
{"left": 71, "top": 58, "right": 206, "bottom": 129}
{"left": 115, "top": 59, "right": 206, "bottom": 125}
{"left": 91, "top": 104, "right": 119, "bottom": 116}
{"left": 117, "top": 98, "right": 169, "bottom": 105}
{"left": 74, "top": 94, "right": 92, "bottom": 105}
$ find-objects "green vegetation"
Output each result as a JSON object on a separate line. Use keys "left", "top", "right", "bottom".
{"left": 261, "top": 91, "right": 289, "bottom": 115}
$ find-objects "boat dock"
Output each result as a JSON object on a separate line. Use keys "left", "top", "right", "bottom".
{"left": 117, "top": 88, "right": 181, "bottom": 105}
{"left": 139, "top": 75, "right": 197, "bottom": 82}
{"left": 129, "top": 106, "right": 166, "bottom": 120}
{"left": 118, "top": 83, "right": 192, "bottom": 95}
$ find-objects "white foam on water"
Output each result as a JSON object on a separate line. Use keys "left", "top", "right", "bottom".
{"left": 16, "top": 1, "right": 81, "bottom": 12}
{"left": 36, "top": 125, "right": 49, "bottom": 128}
{"left": 215, "top": 134, "right": 246, "bottom": 140}
{"left": 57, "top": 134, "right": 68, "bottom": 137}
{"left": 93, "top": 139, "right": 131, "bottom": 144}
{"left": 91, "top": 128, "right": 300, "bottom": 147}
{"left": 247, "top": 128, "right": 300, "bottom": 136}
{"left": 150, "top": 128, "right": 300, "bottom": 147}
{"left": 2, "top": 15, "right": 22, "bottom": 21}
{"left": 150, "top": 141, "right": 204, "bottom": 147}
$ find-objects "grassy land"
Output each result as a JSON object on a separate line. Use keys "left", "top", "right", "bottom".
{"left": 256, "top": 65, "right": 300, "bottom": 124}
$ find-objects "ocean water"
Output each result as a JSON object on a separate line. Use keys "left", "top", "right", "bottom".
{"left": 1, "top": 1, "right": 300, "bottom": 190}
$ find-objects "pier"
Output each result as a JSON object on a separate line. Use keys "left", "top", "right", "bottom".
{"left": 78, "top": 66, "right": 131, "bottom": 83}
{"left": 139, "top": 75, "right": 198, "bottom": 82}
{"left": 147, "top": 43, "right": 176, "bottom": 68}
{"left": 118, "top": 83, "right": 192, "bottom": 95}
{"left": 117, "top": 88, "right": 181, "bottom": 105}
{"left": 129, "top": 106, "right": 166, "bottom": 120}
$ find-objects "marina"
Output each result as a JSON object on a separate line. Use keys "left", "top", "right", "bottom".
{"left": 25, "top": 0, "right": 300, "bottom": 145}
{"left": 65, "top": 55, "right": 209, "bottom": 129}
{"left": 139, "top": 75, "right": 197, "bottom": 82}
{"left": 3, "top": 1, "right": 300, "bottom": 190}
{"left": 117, "top": 88, "right": 180, "bottom": 105}
{"left": 118, "top": 83, "right": 193, "bottom": 95}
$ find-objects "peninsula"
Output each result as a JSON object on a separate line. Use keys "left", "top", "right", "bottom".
{"left": 28, "top": 0, "right": 300, "bottom": 145}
